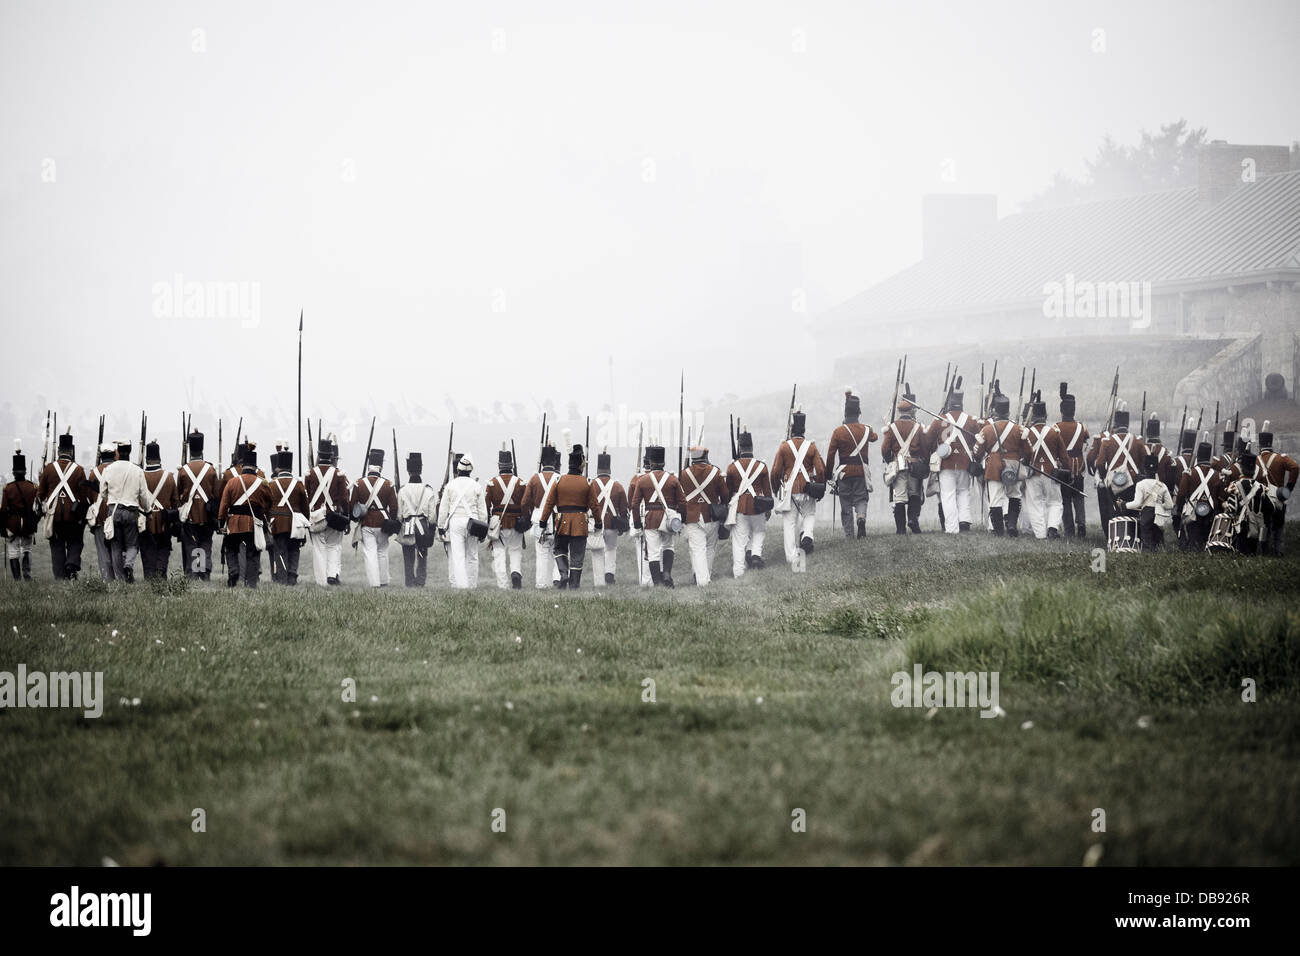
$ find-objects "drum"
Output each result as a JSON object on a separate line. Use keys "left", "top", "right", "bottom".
{"left": 1205, "top": 513, "right": 1235, "bottom": 553}
{"left": 1106, "top": 516, "right": 1141, "bottom": 553}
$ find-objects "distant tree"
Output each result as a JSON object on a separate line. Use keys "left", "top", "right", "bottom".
{"left": 1022, "top": 120, "right": 1208, "bottom": 211}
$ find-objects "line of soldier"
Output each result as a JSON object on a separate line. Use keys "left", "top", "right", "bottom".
{"left": 3, "top": 383, "right": 1296, "bottom": 586}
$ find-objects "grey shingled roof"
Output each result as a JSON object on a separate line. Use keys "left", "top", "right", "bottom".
{"left": 823, "top": 169, "right": 1300, "bottom": 326}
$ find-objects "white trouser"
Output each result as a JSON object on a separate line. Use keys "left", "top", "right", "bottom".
{"left": 447, "top": 516, "right": 479, "bottom": 589}
{"left": 986, "top": 478, "right": 1022, "bottom": 510}
{"left": 359, "top": 526, "right": 391, "bottom": 587}
{"left": 643, "top": 526, "right": 674, "bottom": 565}
{"left": 310, "top": 527, "right": 344, "bottom": 585}
{"left": 5, "top": 535, "right": 34, "bottom": 561}
{"left": 590, "top": 528, "right": 619, "bottom": 583}
{"left": 533, "top": 531, "right": 560, "bottom": 588}
{"left": 1022, "top": 474, "right": 1060, "bottom": 538}
{"left": 730, "top": 512, "right": 767, "bottom": 577}
{"left": 938, "top": 469, "right": 972, "bottom": 533}
{"left": 682, "top": 520, "right": 718, "bottom": 586}
{"left": 783, "top": 494, "right": 815, "bottom": 572}
{"left": 491, "top": 527, "right": 524, "bottom": 588}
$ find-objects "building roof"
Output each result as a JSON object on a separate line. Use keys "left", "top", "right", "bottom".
{"left": 823, "top": 169, "right": 1300, "bottom": 327}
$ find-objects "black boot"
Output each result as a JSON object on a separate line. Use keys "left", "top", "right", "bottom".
{"left": 604, "top": 572, "right": 615, "bottom": 585}
{"left": 959, "top": 521, "right": 971, "bottom": 532}
{"left": 511, "top": 571, "right": 522, "bottom": 589}
{"left": 856, "top": 517, "right": 866, "bottom": 539}
{"left": 1047, "top": 527, "right": 1061, "bottom": 540}
{"left": 751, "top": 554, "right": 765, "bottom": 569}
{"left": 327, "top": 575, "right": 340, "bottom": 586}
{"left": 744, "top": 550, "right": 755, "bottom": 568}
{"left": 990, "top": 508, "right": 1005, "bottom": 536}
{"left": 894, "top": 504, "right": 907, "bottom": 535}
{"left": 661, "top": 550, "right": 675, "bottom": 588}
{"left": 65, "top": 565, "right": 79, "bottom": 580}
{"left": 800, "top": 536, "right": 814, "bottom": 554}
{"left": 22, "top": 554, "right": 32, "bottom": 580}
{"left": 555, "top": 554, "right": 569, "bottom": 588}
{"left": 569, "top": 568, "right": 582, "bottom": 589}
{"left": 122, "top": 567, "right": 134, "bottom": 583}
{"left": 907, "top": 496, "right": 922, "bottom": 534}
{"left": 9, "top": 559, "right": 20, "bottom": 581}
{"left": 227, "top": 571, "right": 239, "bottom": 588}
{"left": 649, "top": 561, "right": 663, "bottom": 586}
{"left": 1006, "top": 499, "right": 1022, "bottom": 538}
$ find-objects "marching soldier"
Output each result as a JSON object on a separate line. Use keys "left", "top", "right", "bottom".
{"left": 588, "top": 448, "right": 629, "bottom": 587}
{"left": 522, "top": 443, "right": 563, "bottom": 589}
{"left": 539, "top": 442, "right": 601, "bottom": 589}
{"left": 485, "top": 444, "right": 526, "bottom": 589}
{"left": 1022, "top": 397, "right": 1068, "bottom": 539}
{"left": 880, "top": 396, "right": 926, "bottom": 535}
{"left": 1221, "top": 447, "right": 1270, "bottom": 554}
{"left": 772, "top": 407, "right": 826, "bottom": 571}
{"left": 1254, "top": 422, "right": 1297, "bottom": 556}
{"left": 678, "top": 445, "right": 729, "bottom": 586}
{"left": 1, "top": 442, "right": 38, "bottom": 581}
{"left": 217, "top": 444, "right": 272, "bottom": 588}
{"left": 36, "top": 430, "right": 90, "bottom": 579}
{"left": 972, "top": 386, "right": 1030, "bottom": 537}
{"left": 1210, "top": 421, "right": 1238, "bottom": 480}
{"left": 1094, "top": 401, "right": 1148, "bottom": 520}
{"left": 305, "top": 434, "right": 350, "bottom": 586}
{"left": 724, "top": 427, "right": 773, "bottom": 578}
{"left": 140, "top": 440, "right": 178, "bottom": 579}
{"left": 1167, "top": 425, "right": 1197, "bottom": 541}
{"left": 97, "top": 439, "right": 150, "bottom": 582}
{"left": 177, "top": 429, "right": 220, "bottom": 579}
{"left": 1174, "top": 432, "right": 1221, "bottom": 551}
{"left": 924, "top": 384, "right": 976, "bottom": 534}
{"left": 350, "top": 448, "right": 399, "bottom": 588}
{"left": 267, "top": 450, "right": 308, "bottom": 585}
{"left": 825, "top": 388, "right": 877, "bottom": 539}
{"left": 629, "top": 441, "right": 681, "bottom": 587}
{"left": 223, "top": 438, "right": 265, "bottom": 485}
{"left": 85, "top": 443, "right": 117, "bottom": 581}
{"left": 1144, "top": 416, "right": 1179, "bottom": 493}
{"left": 630, "top": 447, "right": 654, "bottom": 587}
{"left": 397, "top": 452, "right": 438, "bottom": 587}
{"left": 438, "top": 451, "right": 486, "bottom": 589}
{"left": 1055, "top": 384, "right": 1090, "bottom": 539}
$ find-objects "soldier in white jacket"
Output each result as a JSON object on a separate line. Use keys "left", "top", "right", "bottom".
{"left": 438, "top": 452, "right": 486, "bottom": 589}
{"left": 1133, "top": 455, "right": 1175, "bottom": 549}
{"left": 396, "top": 452, "right": 438, "bottom": 587}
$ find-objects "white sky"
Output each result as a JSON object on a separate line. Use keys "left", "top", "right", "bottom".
{"left": 2, "top": 0, "right": 1297, "bottom": 456}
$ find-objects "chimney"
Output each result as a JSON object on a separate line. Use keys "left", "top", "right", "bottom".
{"left": 1196, "top": 141, "right": 1291, "bottom": 204}
{"left": 922, "top": 194, "right": 997, "bottom": 259}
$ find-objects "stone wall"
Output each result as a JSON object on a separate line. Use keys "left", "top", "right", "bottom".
{"left": 1173, "top": 334, "right": 1262, "bottom": 418}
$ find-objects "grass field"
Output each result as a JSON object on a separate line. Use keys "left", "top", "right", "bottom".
{"left": 2, "top": 522, "right": 1298, "bottom": 865}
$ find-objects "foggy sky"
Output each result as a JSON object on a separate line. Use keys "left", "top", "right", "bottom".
{"left": 3, "top": 0, "right": 1298, "bottom": 469}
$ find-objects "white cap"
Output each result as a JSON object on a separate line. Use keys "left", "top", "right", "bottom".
{"left": 456, "top": 452, "right": 474, "bottom": 473}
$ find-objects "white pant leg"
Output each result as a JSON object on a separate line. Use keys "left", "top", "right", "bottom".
{"left": 448, "top": 516, "right": 470, "bottom": 589}
{"left": 987, "top": 480, "right": 1009, "bottom": 511}
{"left": 466, "top": 534, "right": 479, "bottom": 588}
{"left": 749, "top": 513, "right": 766, "bottom": 559}
{"left": 326, "top": 528, "right": 343, "bottom": 578}
{"left": 533, "top": 531, "right": 552, "bottom": 588}
{"left": 704, "top": 521, "right": 718, "bottom": 579}
{"left": 684, "top": 522, "right": 709, "bottom": 585}
{"left": 377, "top": 531, "right": 390, "bottom": 584}
{"left": 954, "top": 470, "right": 972, "bottom": 524}
{"left": 603, "top": 529, "right": 618, "bottom": 577}
{"left": 360, "top": 527, "right": 381, "bottom": 586}
{"left": 939, "top": 470, "right": 960, "bottom": 534}
{"left": 797, "top": 495, "right": 816, "bottom": 545}
{"left": 635, "top": 532, "right": 653, "bottom": 586}
{"left": 1044, "top": 478, "right": 1063, "bottom": 533}
{"left": 783, "top": 507, "right": 800, "bottom": 566}
{"left": 590, "top": 540, "right": 606, "bottom": 584}
{"left": 731, "top": 517, "right": 750, "bottom": 578}
{"left": 309, "top": 531, "right": 329, "bottom": 584}
{"left": 1024, "top": 476, "right": 1048, "bottom": 538}
{"left": 491, "top": 536, "right": 509, "bottom": 588}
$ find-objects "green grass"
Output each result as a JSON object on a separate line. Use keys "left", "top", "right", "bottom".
{"left": 1, "top": 526, "right": 1297, "bottom": 865}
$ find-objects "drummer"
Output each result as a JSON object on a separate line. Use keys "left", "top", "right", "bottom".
{"left": 1174, "top": 432, "right": 1222, "bottom": 551}
{"left": 1132, "top": 456, "right": 1174, "bottom": 549}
